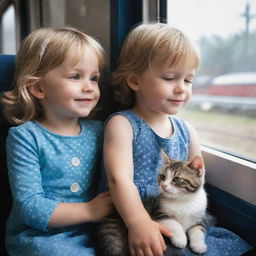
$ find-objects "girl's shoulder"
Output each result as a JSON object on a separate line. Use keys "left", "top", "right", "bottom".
{"left": 105, "top": 110, "right": 147, "bottom": 142}
{"left": 6, "top": 121, "right": 41, "bottom": 147}
{"left": 106, "top": 109, "right": 141, "bottom": 125}
{"left": 107, "top": 109, "right": 134, "bottom": 120}
{"left": 170, "top": 115, "right": 188, "bottom": 128}
{"left": 8, "top": 121, "right": 39, "bottom": 135}
{"left": 9, "top": 120, "right": 104, "bottom": 138}
{"left": 105, "top": 109, "right": 138, "bottom": 129}
{"left": 170, "top": 115, "right": 190, "bottom": 142}
{"left": 80, "top": 119, "right": 104, "bottom": 134}
{"left": 80, "top": 120, "right": 104, "bottom": 128}
{"left": 80, "top": 119, "right": 103, "bottom": 127}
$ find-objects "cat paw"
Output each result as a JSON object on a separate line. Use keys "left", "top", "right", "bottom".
{"left": 190, "top": 241, "right": 207, "bottom": 254}
{"left": 171, "top": 234, "right": 187, "bottom": 249}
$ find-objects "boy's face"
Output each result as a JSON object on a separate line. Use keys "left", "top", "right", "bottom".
{"left": 38, "top": 46, "right": 100, "bottom": 122}
{"left": 133, "top": 57, "right": 196, "bottom": 116}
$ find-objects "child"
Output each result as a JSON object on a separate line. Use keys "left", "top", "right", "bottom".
{"left": 2, "top": 27, "right": 112, "bottom": 256}
{"left": 100, "top": 23, "right": 251, "bottom": 256}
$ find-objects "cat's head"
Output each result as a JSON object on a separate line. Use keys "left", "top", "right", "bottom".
{"left": 158, "top": 150, "right": 205, "bottom": 198}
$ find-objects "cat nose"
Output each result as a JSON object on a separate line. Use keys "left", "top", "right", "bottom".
{"left": 161, "top": 183, "right": 168, "bottom": 189}
{"left": 161, "top": 183, "right": 169, "bottom": 192}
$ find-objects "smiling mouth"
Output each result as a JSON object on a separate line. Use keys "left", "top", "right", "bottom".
{"left": 168, "top": 99, "right": 184, "bottom": 103}
{"left": 75, "top": 98, "right": 93, "bottom": 102}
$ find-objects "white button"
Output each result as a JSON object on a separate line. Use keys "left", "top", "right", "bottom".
{"left": 71, "top": 157, "right": 80, "bottom": 166}
{"left": 70, "top": 183, "right": 80, "bottom": 193}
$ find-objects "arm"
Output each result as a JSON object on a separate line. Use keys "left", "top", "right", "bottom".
{"left": 48, "top": 192, "right": 112, "bottom": 227}
{"left": 186, "top": 122, "right": 203, "bottom": 160}
{"left": 104, "top": 115, "right": 170, "bottom": 256}
{"left": 104, "top": 115, "right": 145, "bottom": 225}
{"left": 7, "top": 127, "right": 112, "bottom": 231}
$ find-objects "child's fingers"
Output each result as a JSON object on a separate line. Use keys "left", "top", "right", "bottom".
{"left": 136, "top": 247, "right": 154, "bottom": 256}
{"left": 158, "top": 223, "right": 172, "bottom": 238}
{"left": 142, "top": 247, "right": 154, "bottom": 256}
{"left": 151, "top": 240, "right": 165, "bottom": 256}
{"left": 159, "top": 233, "right": 167, "bottom": 252}
{"left": 129, "top": 244, "right": 154, "bottom": 256}
{"left": 136, "top": 248, "right": 145, "bottom": 256}
{"left": 129, "top": 247, "right": 136, "bottom": 256}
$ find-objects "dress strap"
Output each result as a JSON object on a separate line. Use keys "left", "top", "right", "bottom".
{"left": 104, "top": 110, "right": 140, "bottom": 141}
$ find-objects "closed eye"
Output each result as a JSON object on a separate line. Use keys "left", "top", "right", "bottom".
{"left": 163, "top": 77, "right": 174, "bottom": 81}
{"left": 185, "top": 79, "right": 193, "bottom": 84}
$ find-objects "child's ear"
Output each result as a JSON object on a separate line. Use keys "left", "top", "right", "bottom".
{"left": 126, "top": 73, "right": 140, "bottom": 91}
{"left": 28, "top": 82, "right": 45, "bottom": 99}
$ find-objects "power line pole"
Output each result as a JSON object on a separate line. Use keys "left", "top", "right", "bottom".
{"left": 240, "top": 1, "right": 256, "bottom": 56}
{"left": 241, "top": 1, "right": 256, "bottom": 37}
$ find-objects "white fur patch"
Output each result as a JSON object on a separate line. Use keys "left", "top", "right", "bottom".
{"left": 188, "top": 226, "right": 207, "bottom": 254}
{"left": 160, "top": 187, "right": 207, "bottom": 231}
{"left": 158, "top": 219, "right": 187, "bottom": 248}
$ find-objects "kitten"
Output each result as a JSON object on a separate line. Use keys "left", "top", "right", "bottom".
{"left": 96, "top": 150, "right": 208, "bottom": 256}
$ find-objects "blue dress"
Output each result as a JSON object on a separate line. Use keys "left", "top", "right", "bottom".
{"left": 99, "top": 110, "right": 251, "bottom": 256}
{"left": 6, "top": 120, "right": 103, "bottom": 256}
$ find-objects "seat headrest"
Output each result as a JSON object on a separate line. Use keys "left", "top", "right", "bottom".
{"left": 0, "top": 55, "right": 15, "bottom": 92}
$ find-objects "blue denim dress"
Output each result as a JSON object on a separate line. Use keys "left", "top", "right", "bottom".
{"left": 99, "top": 109, "right": 251, "bottom": 256}
{"left": 6, "top": 120, "right": 103, "bottom": 256}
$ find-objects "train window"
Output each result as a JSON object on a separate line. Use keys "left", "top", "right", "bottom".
{"left": 168, "top": 0, "right": 256, "bottom": 161}
{"left": 1, "top": 4, "right": 16, "bottom": 54}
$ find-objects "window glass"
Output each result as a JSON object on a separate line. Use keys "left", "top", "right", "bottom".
{"left": 2, "top": 4, "right": 16, "bottom": 54}
{"left": 168, "top": 0, "right": 256, "bottom": 161}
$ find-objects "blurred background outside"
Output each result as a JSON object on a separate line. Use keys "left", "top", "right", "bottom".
{"left": 168, "top": 0, "right": 256, "bottom": 161}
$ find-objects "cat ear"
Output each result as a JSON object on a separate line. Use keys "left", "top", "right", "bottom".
{"left": 160, "top": 149, "right": 171, "bottom": 165}
{"left": 188, "top": 156, "right": 204, "bottom": 176}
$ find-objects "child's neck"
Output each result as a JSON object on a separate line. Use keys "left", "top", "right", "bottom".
{"left": 132, "top": 107, "right": 174, "bottom": 138}
{"left": 38, "top": 117, "right": 81, "bottom": 136}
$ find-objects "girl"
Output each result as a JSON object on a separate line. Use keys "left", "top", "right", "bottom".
{"left": 2, "top": 27, "right": 112, "bottom": 256}
{"left": 100, "top": 23, "right": 251, "bottom": 256}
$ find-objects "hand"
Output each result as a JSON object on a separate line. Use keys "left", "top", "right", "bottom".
{"left": 87, "top": 192, "right": 113, "bottom": 222}
{"left": 128, "top": 218, "right": 172, "bottom": 256}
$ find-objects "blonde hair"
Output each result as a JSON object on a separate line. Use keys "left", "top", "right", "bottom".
{"left": 1, "top": 27, "right": 105, "bottom": 124}
{"left": 112, "top": 23, "right": 200, "bottom": 108}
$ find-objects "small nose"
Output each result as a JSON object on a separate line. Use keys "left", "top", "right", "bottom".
{"left": 174, "top": 80, "right": 186, "bottom": 94}
{"left": 82, "top": 80, "right": 93, "bottom": 92}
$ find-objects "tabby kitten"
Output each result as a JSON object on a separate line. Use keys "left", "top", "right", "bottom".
{"left": 96, "top": 151, "right": 208, "bottom": 256}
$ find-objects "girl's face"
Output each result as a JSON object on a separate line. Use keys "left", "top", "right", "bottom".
{"left": 38, "top": 46, "right": 100, "bottom": 122}
{"left": 133, "top": 57, "right": 196, "bottom": 116}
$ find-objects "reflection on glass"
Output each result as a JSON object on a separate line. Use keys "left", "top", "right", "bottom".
{"left": 168, "top": 0, "right": 256, "bottom": 160}
{"left": 2, "top": 5, "right": 16, "bottom": 54}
